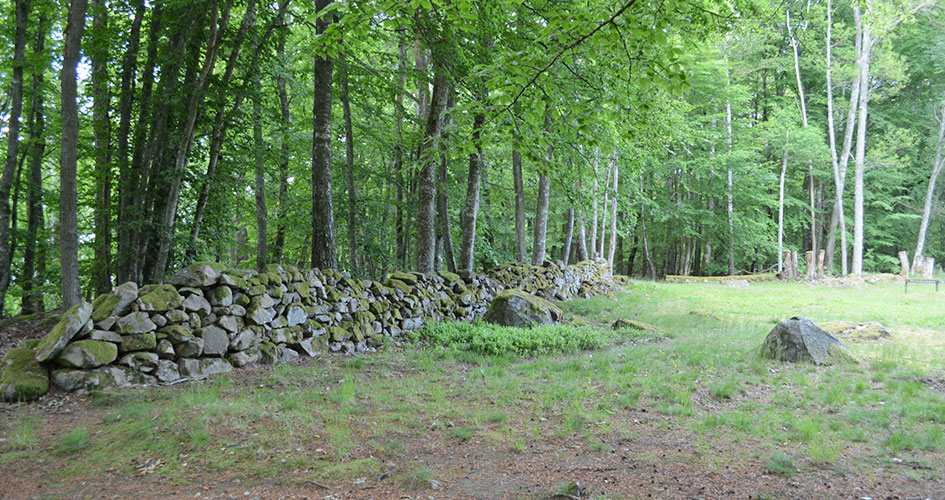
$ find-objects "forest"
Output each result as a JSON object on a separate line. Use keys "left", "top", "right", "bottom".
{"left": 0, "top": 0, "right": 943, "bottom": 316}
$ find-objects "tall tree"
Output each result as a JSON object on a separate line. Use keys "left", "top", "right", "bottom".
{"left": 311, "top": 0, "right": 337, "bottom": 270}
{"left": 459, "top": 96, "right": 486, "bottom": 274}
{"left": 415, "top": 67, "right": 449, "bottom": 274}
{"left": 60, "top": 0, "right": 89, "bottom": 308}
{"left": 338, "top": 50, "right": 358, "bottom": 273}
{"left": 22, "top": 10, "right": 48, "bottom": 314}
{"left": 91, "top": 0, "right": 112, "bottom": 295}
{"left": 252, "top": 73, "right": 267, "bottom": 271}
{"left": 0, "top": 0, "right": 30, "bottom": 314}
{"left": 913, "top": 98, "right": 945, "bottom": 265}
{"left": 852, "top": 3, "right": 873, "bottom": 275}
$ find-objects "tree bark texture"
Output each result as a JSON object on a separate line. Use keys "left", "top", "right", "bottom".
{"left": 22, "top": 12, "right": 47, "bottom": 314}
{"left": 312, "top": 0, "right": 337, "bottom": 270}
{"left": 913, "top": 98, "right": 945, "bottom": 268}
{"left": 607, "top": 152, "right": 619, "bottom": 268}
{"left": 852, "top": 7, "right": 873, "bottom": 275}
{"left": 91, "top": 0, "right": 112, "bottom": 295}
{"left": 338, "top": 52, "right": 358, "bottom": 273}
{"left": 513, "top": 148, "right": 526, "bottom": 262}
{"left": 437, "top": 93, "right": 456, "bottom": 273}
{"left": 0, "top": 0, "right": 30, "bottom": 314}
{"left": 459, "top": 106, "right": 486, "bottom": 274}
{"left": 415, "top": 68, "right": 450, "bottom": 274}
{"left": 60, "top": 0, "right": 89, "bottom": 308}
{"left": 253, "top": 74, "right": 267, "bottom": 271}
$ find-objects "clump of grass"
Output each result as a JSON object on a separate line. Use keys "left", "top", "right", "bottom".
{"left": 765, "top": 452, "right": 796, "bottom": 477}
{"left": 447, "top": 427, "right": 474, "bottom": 441}
{"left": 7, "top": 417, "right": 40, "bottom": 448}
{"left": 56, "top": 427, "right": 90, "bottom": 455}
{"left": 709, "top": 378, "right": 741, "bottom": 400}
{"left": 416, "top": 320, "right": 608, "bottom": 357}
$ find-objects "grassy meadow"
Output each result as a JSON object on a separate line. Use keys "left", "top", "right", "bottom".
{"left": 2, "top": 278, "right": 944, "bottom": 497}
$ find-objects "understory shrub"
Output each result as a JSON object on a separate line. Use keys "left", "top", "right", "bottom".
{"left": 416, "top": 320, "right": 607, "bottom": 356}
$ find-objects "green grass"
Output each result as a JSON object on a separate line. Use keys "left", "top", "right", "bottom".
{"left": 3, "top": 279, "right": 945, "bottom": 495}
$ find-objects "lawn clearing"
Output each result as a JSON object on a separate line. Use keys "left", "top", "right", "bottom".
{"left": 2, "top": 279, "right": 944, "bottom": 499}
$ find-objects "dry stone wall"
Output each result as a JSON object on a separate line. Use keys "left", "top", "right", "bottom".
{"left": 2, "top": 259, "right": 617, "bottom": 399}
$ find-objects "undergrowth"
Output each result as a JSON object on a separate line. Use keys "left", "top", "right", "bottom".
{"left": 414, "top": 320, "right": 608, "bottom": 356}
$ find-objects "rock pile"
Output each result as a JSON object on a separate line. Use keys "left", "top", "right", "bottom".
{"left": 1, "top": 259, "right": 618, "bottom": 400}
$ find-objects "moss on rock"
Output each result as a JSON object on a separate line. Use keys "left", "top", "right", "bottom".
{"left": 35, "top": 302, "right": 93, "bottom": 362}
{"left": 137, "top": 284, "right": 184, "bottom": 312}
{"left": 1, "top": 345, "right": 49, "bottom": 401}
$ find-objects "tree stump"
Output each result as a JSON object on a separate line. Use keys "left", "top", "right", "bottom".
{"left": 805, "top": 251, "right": 815, "bottom": 280}
{"left": 898, "top": 251, "right": 909, "bottom": 277}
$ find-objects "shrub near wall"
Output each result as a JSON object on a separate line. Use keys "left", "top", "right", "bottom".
{"left": 0, "top": 260, "right": 618, "bottom": 400}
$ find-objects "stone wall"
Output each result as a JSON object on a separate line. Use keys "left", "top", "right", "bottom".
{"left": 1, "top": 260, "right": 617, "bottom": 400}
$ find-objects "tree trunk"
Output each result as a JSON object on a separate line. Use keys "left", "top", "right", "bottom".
{"left": 641, "top": 200, "right": 656, "bottom": 279}
{"left": 437, "top": 93, "right": 456, "bottom": 273}
{"left": 590, "top": 175, "right": 599, "bottom": 260}
{"left": 788, "top": 9, "right": 817, "bottom": 264}
{"left": 725, "top": 62, "right": 736, "bottom": 275}
{"left": 91, "top": 0, "right": 112, "bottom": 295}
{"left": 152, "top": 5, "right": 229, "bottom": 280}
{"left": 273, "top": 7, "right": 290, "bottom": 263}
{"left": 459, "top": 99, "right": 486, "bottom": 274}
{"left": 607, "top": 153, "right": 619, "bottom": 268}
{"left": 253, "top": 74, "right": 267, "bottom": 271}
{"left": 338, "top": 51, "right": 358, "bottom": 273}
{"left": 532, "top": 113, "right": 554, "bottom": 266}
{"left": 60, "top": 0, "right": 89, "bottom": 308}
{"left": 188, "top": 0, "right": 269, "bottom": 257}
{"left": 115, "top": 0, "right": 145, "bottom": 284}
{"left": 598, "top": 160, "right": 611, "bottom": 257}
{"left": 0, "top": 0, "right": 30, "bottom": 314}
{"left": 415, "top": 68, "right": 450, "bottom": 274}
{"left": 22, "top": 12, "right": 47, "bottom": 314}
{"left": 311, "top": 0, "right": 337, "bottom": 270}
{"left": 778, "top": 130, "right": 789, "bottom": 273}
{"left": 913, "top": 98, "right": 945, "bottom": 267}
{"left": 852, "top": 6, "right": 873, "bottom": 275}
{"left": 561, "top": 206, "right": 575, "bottom": 266}
{"left": 513, "top": 148, "right": 526, "bottom": 262}
{"left": 394, "top": 40, "right": 407, "bottom": 264}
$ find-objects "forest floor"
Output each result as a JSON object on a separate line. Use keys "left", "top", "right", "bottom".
{"left": 2, "top": 278, "right": 945, "bottom": 499}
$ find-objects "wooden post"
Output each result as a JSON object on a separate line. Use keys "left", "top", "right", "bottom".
{"left": 898, "top": 250, "right": 909, "bottom": 277}
{"left": 791, "top": 250, "right": 799, "bottom": 279}
{"left": 783, "top": 250, "right": 793, "bottom": 280}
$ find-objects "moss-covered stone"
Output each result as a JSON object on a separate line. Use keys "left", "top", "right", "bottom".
{"left": 387, "top": 279, "right": 412, "bottom": 294}
{"left": 258, "top": 341, "right": 281, "bottom": 365}
{"left": 1, "top": 345, "right": 49, "bottom": 401}
{"left": 55, "top": 340, "right": 118, "bottom": 369}
{"left": 35, "top": 302, "right": 93, "bottom": 362}
{"left": 234, "top": 293, "right": 251, "bottom": 307}
{"left": 167, "top": 261, "right": 225, "bottom": 287}
{"left": 158, "top": 325, "right": 194, "bottom": 342}
{"left": 611, "top": 318, "right": 660, "bottom": 332}
{"left": 437, "top": 270, "right": 461, "bottom": 283}
{"left": 248, "top": 284, "right": 267, "bottom": 296}
{"left": 220, "top": 270, "right": 248, "bottom": 289}
{"left": 483, "top": 289, "right": 562, "bottom": 327}
{"left": 91, "top": 282, "right": 139, "bottom": 322}
{"left": 120, "top": 332, "right": 157, "bottom": 353}
{"left": 330, "top": 326, "right": 352, "bottom": 342}
{"left": 137, "top": 284, "right": 184, "bottom": 312}
{"left": 389, "top": 271, "right": 418, "bottom": 285}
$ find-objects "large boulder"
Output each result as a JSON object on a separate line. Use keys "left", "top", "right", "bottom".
{"left": 35, "top": 302, "right": 93, "bottom": 362}
{"left": 52, "top": 365, "right": 156, "bottom": 392}
{"left": 818, "top": 321, "right": 891, "bottom": 341}
{"left": 483, "top": 289, "right": 563, "bottom": 327}
{"left": 761, "top": 317, "right": 861, "bottom": 365}
{"left": 1, "top": 343, "right": 49, "bottom": 401}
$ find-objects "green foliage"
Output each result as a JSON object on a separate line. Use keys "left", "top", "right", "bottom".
{"left": 416, "top": 320, "right": 607, "bottom": 357}
{"left": 764, "top": 452, "right": 796, "bottom": 477}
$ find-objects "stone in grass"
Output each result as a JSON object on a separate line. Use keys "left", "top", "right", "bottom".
{"left": 55, "top": 340, "right": 118, "bottom": 369}
{"left": 177, "top": 358, "right": 233, "bottom": 379}
{"left": 483, "top": 289, "right": 562, "bottom": 328}
{"left": 35, "top": 301, "right": 93, "bottom": 362}
{"left": 761, "top": 317, "right": 861, "bottom": 365}
{"left": 1, "top": 343, "right": 49, "bottom": 402}
{"left": 137, "top": 284, "right": 184, "bottom": 312}
{"left": 611, "top": 318, "right": 661, "bottom": 332}
{"left": 817, "top": 321, "right": 891, "bottom": 341}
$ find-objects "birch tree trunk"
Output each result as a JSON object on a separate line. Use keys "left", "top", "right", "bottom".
{"left": 913, "top": 98, "right": 945, "bottom": 266}
{"left": 607, "top": 154, "right": 619, "bottom": 268}
{"left": 725, "top": 61, "right": 736, "bottom": 275}
{"left": 513, "top": 148, "right": 526, "bottom": 262}
{"left": 532, "top": 113, "right": 554, "bottom": 266}
{"left": 788, "top": 9, "right": 818, "bottom": 263}
{"left": 561, "top": 207, "right": 575, "bottom": 266}
{"left": 778, "top": 130, "right": 790, "bottom": 273}
{"left": 60, "top": 0, "right": 89, "bottom": 308}
{"left": 599, "top": 156, "right": 613, "bottom": 257}
{"left": 852, "top": 5, "right": 873, "bottom": 275}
